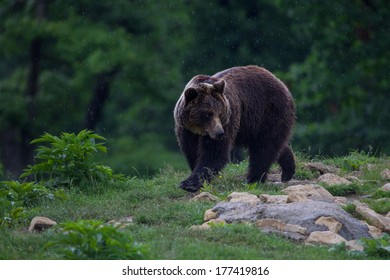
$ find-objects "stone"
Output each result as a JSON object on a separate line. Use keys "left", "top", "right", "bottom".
{"left": 282, "top": 184, "right": 334, "bottom": 201}
{"left": 366, "top": 224, "right": 383, "bottom": 239}
{"left": 306, "top": 231, "right": 346, "bottom": 246}
{"left": 204, "top": 209, "right": 218, "bottom": 221}
{"left": 190, "top": 223, "right": 210, "bottom": 230}
{"left": 304, "top": 162, "right": 338, "bottom": 175}
{"left": 286, "top": 193, "right": 309, "bottom": 203}
{"left": 381, "top": 183, "right": 390, "bottom": 192}
{"left": 259, "top": 194, "right": 288, "bottom": 204}
{"left": 190, "top": 219, "right": 226, "bottom": 231}
{"left": 28, "top": 216, "right": 57, "bottom": 232}
{"left": 345, "top": 176, "right": 361, "bottom": 183}
{"left": 255, "top": 219, "right": 307, "bottom": 235}
{"left": 227, "top": 192, "right": 260, "bottom": 203}
{"left": 387, "top": 211, "right": 390, "bottom": 218}
{"left": 334, "top": 196, "right": 348, "bottom": 206}
{"left": 345, "top": 240, "right": 364, "bottom": 251}
{"left": 318, "top": 173, "right": 352, "bottom": 186}
{"left": 315, "top": 216, "right": 342, "bottom": 233}
{"left": 212, "top": 200, "right": 371, "bottom": 240}
{"left": 381, "top": 169, "right": 390, "bottom": 180}
{"left": 191, "top": 192, "right": 220, "bottom": 202}
{"left": 355, "top": 203, "right": 390, "bottom": 232}
{"left": 107, "top": 216, "right": 133, "bottom": 228}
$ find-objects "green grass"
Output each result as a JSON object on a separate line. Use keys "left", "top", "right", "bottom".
{"left": 1, "top": 152, "right": 390, "bottom": 260}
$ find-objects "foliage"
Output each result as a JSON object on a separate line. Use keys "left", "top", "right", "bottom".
{"left": 0, "top": 198, "right": 26, "bottom": 229}
{"left": 322, "top": 150, "right": 379, "bottom": 172}
{"left": 360, "top": 234, "right": 390, "bottom": 258}
{"left": 46, "top": 220, "right": 148, "bottom": 260}
{"left": 21, "top": 130, "right": 115, "bottom": 188}
{"left": 1, "top": 180, "right": 57, "bottom": 207}
{"left": 0, "top": 180, "right": 65, "bottom": 228}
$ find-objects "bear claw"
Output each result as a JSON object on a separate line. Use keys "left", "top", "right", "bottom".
{"left": 180, "top": 178, "right": 202, "bottom": 193}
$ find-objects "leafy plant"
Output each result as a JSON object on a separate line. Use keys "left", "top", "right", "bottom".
{"left": 0, "top": 180, "right": 62, "bottom": 207}
{"left": 360, "top": 234, "right": 390, "bottom": 257}
{"left": 0, "top": 180, "right": 63, "bottom": 228}
{"left": 0, "top": 184, "right": 25, "bottom": 228}
{"left": 0, "top": 198, "right": 26, "bottom": 228}
{"left": 21, "top": 130, "right": 115, "bottom": 188}
{"left": 46, "top": 220, "right": 148, "bottom": 260}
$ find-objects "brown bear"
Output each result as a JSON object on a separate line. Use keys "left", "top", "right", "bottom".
{"left": 174, "top": 65, "right": 295, "bottom": 192}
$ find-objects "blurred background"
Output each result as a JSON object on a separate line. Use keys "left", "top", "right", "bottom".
{"left": 1, "top": 0, "right": 389, "bottom": 178}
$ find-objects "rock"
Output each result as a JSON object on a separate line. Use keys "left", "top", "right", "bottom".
{"left": 381, "top": 169, "right": 390, "bottom": 180}
{"left": 204, "top": 209, "right": 218, "bottom": 221}
{"left": 346, "top": 240, "right": 364, "bottom": 251}
{"left": 381, "top": 183, "right": 390, "bottom": 192}
{"left": 259, "top": 194, "right": 288, "bottom": 204}
{"left": 28, "top": 216, "right": 57, "bottom": 232}
{"left": 304, "top": 162, "right": 338, "bottom": 175}
{"left": 387, "top": 212, "right": 390, "bottom": 218}
{"left": 306, "top": 231, "right": 346, "bottom": 246}
{"left": 345, "top": 176, "right": 361, "bottom": 183}
{"left": 334, "top": 196, "right": 348, "bottom": 206}
{"left": 190, "top": 219, "right": 226, "bottom": 231}
{"left": 355, "top": 203, "right": 390, "bottom": 232}
{"left": 318, "top": 173, "right": 352, "bottom": 186}
{"left": 227, "top": 192, "right": 260, "bottom": 203}
{"left": 286, "top": 193, "right": 309, "bottom": 203}
{"left": 282, "top": 184, "right": 334, "bottom": 201}
{"left": 212, "top": 200, "right": 371, "bottom": 240}
{"left": 315, "top": 216, "right": 342, "bottom": 233}
{"left": 366, "top": 224, "right": 383, "bottom": 239}
{"left": 190, "top": 223, "right": 210, "bottom": 230}
{"left": 256, "top": 219, "right": 307, "bottom": 235}
{"left": 107, "top": 216, "right": 133, "bottom": 228}
{"left": 191, "top": 192, "right": 220, "bottom": 202}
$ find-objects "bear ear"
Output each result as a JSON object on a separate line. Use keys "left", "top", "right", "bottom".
{"left": 213, "top": 79, "right": 225, "bottom": 94}
{"left": 184, "top": 87, "right": 198, "bottom": 103}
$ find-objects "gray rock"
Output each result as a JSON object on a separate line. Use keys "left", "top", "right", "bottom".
{"left": 212, "top": 201, "right": 371, "bottom": 240}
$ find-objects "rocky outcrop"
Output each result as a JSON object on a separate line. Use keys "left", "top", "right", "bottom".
{"left": 191, "top": 168, "right": 390, "bottom": 251}
{"left": 212, "top": 200, "right": 371, "bottom": 240}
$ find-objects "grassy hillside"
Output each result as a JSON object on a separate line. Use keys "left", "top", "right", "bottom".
{"left": 0, "top": 132, "right": 390, "bottom": 259}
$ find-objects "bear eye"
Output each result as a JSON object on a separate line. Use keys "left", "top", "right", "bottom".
{"left": 205, "top": 112, "right": 213, "bottom": 119}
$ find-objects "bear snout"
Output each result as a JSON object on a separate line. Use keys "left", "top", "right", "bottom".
{"left": 215, "top": 130, "right": 225, "bottom": 140}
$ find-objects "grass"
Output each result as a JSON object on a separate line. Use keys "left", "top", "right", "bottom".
{"left": 1, "top": 152, "right": 390, "bottom": 260}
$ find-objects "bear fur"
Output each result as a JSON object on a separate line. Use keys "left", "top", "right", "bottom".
{"left": 174, "top": 65, "right": 295, "bottom": 192}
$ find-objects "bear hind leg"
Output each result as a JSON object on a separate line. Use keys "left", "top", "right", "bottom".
{"left": 277, "top": 146, "right": 295, "bottom": 182}
{"left": 246, "top": 144, "right": 278, "bottom": 184}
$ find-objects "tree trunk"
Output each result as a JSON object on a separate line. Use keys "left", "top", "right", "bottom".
{"left": 84, "top": 69, "right": 118, "bottom": 130}
{"left": 0, "top": 0, "right": 46, "bottom": 178}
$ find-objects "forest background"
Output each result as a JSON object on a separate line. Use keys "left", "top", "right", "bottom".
{"left": 1, "top": 0, "right": 389, "bottom": 178}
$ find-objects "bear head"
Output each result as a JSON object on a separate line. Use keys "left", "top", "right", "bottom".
{"left": 176, "top": 75, "right": 231, "bottom": 140}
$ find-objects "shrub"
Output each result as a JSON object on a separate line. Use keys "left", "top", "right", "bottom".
{"left": 46, "top": 220, "right": 148, "bottom": 259}
{"left": 360, "top": 234, "right": 390, "bottom": 258}
{"left": 21, "top": 130, "right": 116, "bottom": 188}
{"left": 0, "top": 180, "right": 63, "bottom": 228}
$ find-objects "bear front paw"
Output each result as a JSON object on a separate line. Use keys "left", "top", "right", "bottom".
{"left": 180, "top": 177, "right": 202, "bottom": 193}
